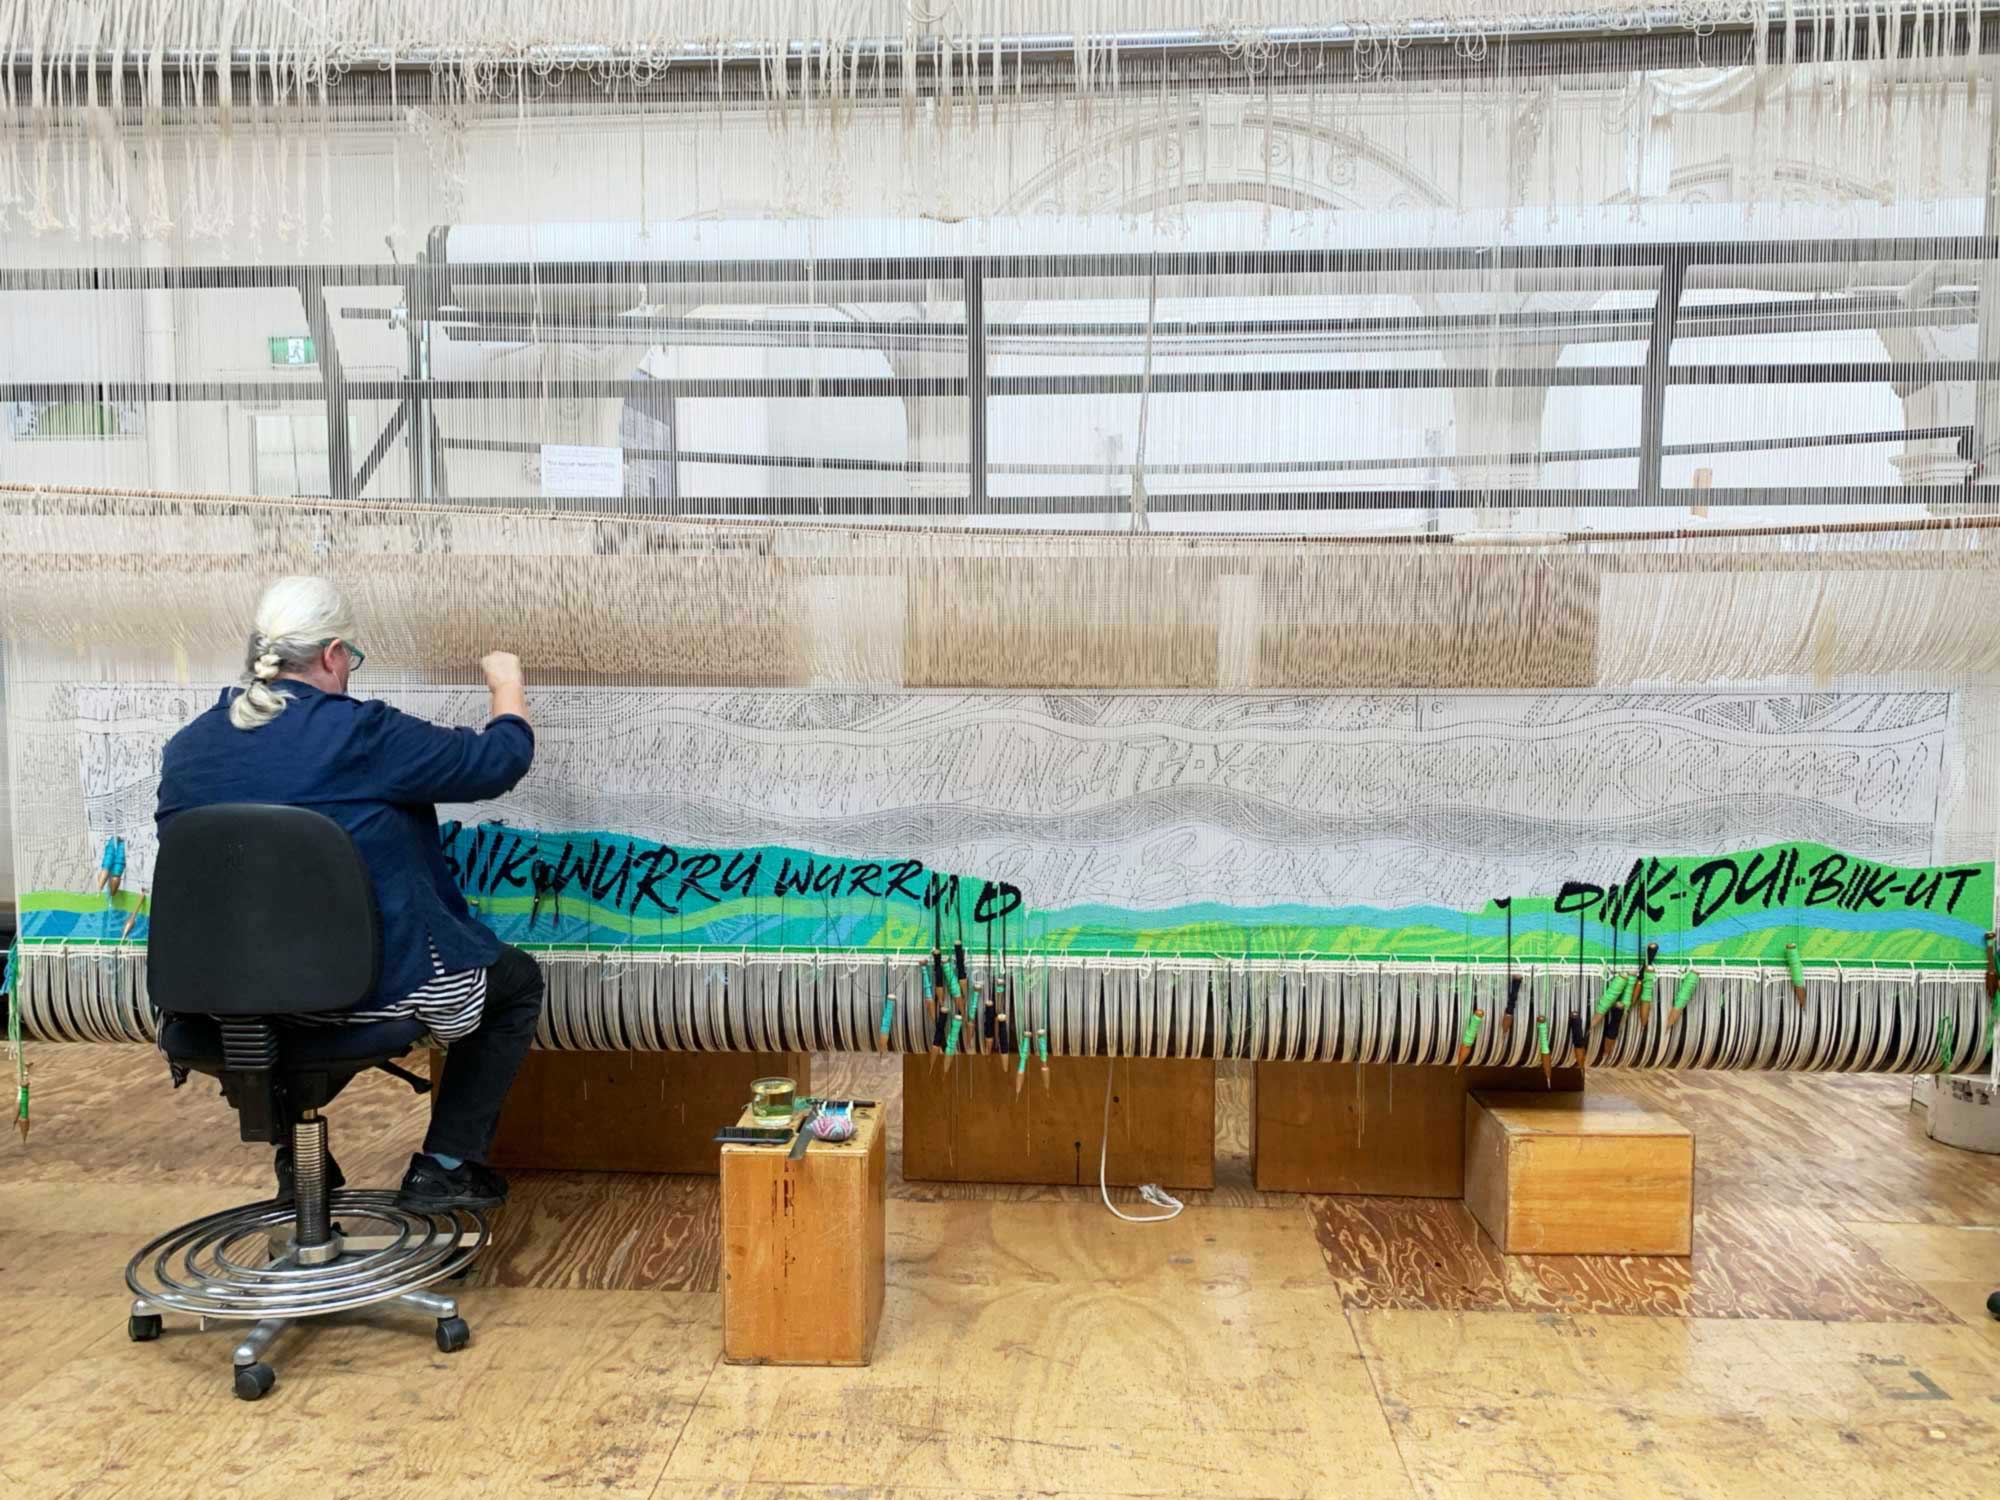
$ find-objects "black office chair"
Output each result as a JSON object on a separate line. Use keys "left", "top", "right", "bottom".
{"left": 128, "top": 804, "right": 488, "bottom": 1400}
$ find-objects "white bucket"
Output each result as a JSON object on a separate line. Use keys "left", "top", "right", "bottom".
{"left": 1926, "top": 1074, "right": 2000, "bottom": 1155}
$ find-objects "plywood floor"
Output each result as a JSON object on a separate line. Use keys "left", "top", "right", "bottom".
{"left": 3, "top": 1048, "right": 1998, "bottom": 1499}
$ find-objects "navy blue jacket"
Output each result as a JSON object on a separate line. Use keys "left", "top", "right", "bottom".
{"left": 156, "top": 682, "right": 534, "bottom": 1007}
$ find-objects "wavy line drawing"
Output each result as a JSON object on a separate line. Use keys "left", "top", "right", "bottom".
{"left": 481, "top": 788, "right": 1928, "bottom": 864}
{"left": 42, "top": 684, "right": 1959, "bottom": 919}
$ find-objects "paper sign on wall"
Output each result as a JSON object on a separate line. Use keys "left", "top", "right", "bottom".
{"left": 540, "top": 443, "right": 623, "bottom": 498}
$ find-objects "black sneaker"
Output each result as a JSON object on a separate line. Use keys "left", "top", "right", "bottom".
{"left": 272, "top": 1144, "right": 346, "bottom": 1205}
{"left": 395, "top": 1154, "right": 508, "bottom": 1213}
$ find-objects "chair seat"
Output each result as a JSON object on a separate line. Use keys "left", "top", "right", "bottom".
{"left": 159, "top": 1013, "right": 427, "bottom": 1074}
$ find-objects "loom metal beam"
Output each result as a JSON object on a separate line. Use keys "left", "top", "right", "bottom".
{"left": 8, "top": 362, "right": 2000, "bottom": 405}
{"left": 298, "top": 274, "right": 354, "bottom": 502}
{"left": 351, "top": 404, "right": 410, "bottom": 499}
{"left": 4, "top": 234, "right": 1996, "bottom": 294}
{"left": 372, "top": 299, "right": 1981, "bottom": 357}
{"left": 4, "top": 231, "right": 1989, "bottom": 512}
{"left": 28, "top": 483, "right": 1935, "bottom": 516}
{"left": 965, "top": 266, "right": 989, "bottom": 511}
{"left": 1639, "top": 255, "right": 1688, "bottom": 508}
{"left": 435, "top": 423, "right": 1970, "bottom": 479}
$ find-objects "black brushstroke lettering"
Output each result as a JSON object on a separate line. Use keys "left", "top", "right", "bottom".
{"left": 1939, "top": 867, "right": 1981, "bottom": 912}
{"left": 1856, "top": 867, "right": 1897, "bottom": 911}
{"left": 883, "top": 860, "right": 927, "bottom": 901}
{"left": 1644, "top": 861, "right": 1679, "bottom": 919}
{"left": 1600, "top": 858, "right": 1664, "bottom": 930}
{"left": 560, "top": 840, "right": 604, "bottom": 900}
{"left": 629, "top": 846, "right": 680, "bottom": 914}
{"left": 1688, "top": 859, "right": 1739, "bottom": 927}
{"left": 924, "top": 873, "right": 960, "bottom": 912}
{"left": 721, "top": 851, "right": 762, "bottom": 895}
{"left": 844, "top": 863, "right": 884, "bottom": 897}
{"left": 1600, "top": 878, "right": 1627, "bottom": 932}
{"left": 974, "top": 881, "right": 1024, "bottom": 923}
{"left": 552, "top": 840, "right": 601, "bottom": 899}
{"left": 1842, "top": 860, "right": 1873, "bottom": 910}
{"left": 1554, "top": 881, "right": 1603, "bottom": 916}
{"left": 494, "top": 837, "right": 535, "bottom": 891}
{"left": 588, "top": 842, "right": 623, "bottom": 902}
{"left": 1804, "top": 853, "right": 1848, "bottom": 907}
{"left": 1737, "top": 851, "right": 1786, "bottom": 912}
{"left": 773, "top": 858, "right": 816, "bottom": 899}
{"left": 675, "top": 852, "right": 723, "bottom": 905}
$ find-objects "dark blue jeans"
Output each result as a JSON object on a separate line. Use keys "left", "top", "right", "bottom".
{"left": 423, "top": 944, "right": 543, "bottom": 1162}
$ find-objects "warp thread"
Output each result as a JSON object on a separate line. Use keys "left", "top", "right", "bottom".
{"left": 0, "top": 3, "right": 1981, "bottom": 237}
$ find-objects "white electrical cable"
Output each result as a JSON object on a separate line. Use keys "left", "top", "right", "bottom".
{"left": 1099, "top": 1060, "right": 1184, "bottom": 1223}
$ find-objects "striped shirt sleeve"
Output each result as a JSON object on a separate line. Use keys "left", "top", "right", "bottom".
{"left": 285, "top": 939, "right": 488, "bottom": 1043}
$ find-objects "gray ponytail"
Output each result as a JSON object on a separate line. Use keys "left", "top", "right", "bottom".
{"left": 228, "top": 576, "right": 355, "bottom": 731}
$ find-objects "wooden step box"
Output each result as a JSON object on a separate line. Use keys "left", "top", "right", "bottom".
{"left": 720, "top": 1105, "right": 887, "bottom": 1365}
{"left": 1464, "top": 1090, "right": 1694, "bottom": 1256}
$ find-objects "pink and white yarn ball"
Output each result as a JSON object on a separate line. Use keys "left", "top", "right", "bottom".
{"left": 810, "top": 1112, "right": 857, "bottom": 1142}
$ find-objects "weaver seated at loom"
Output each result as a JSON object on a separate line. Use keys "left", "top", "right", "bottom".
{"left": 152, "top": 575, "right": 544, "bottom": 1211}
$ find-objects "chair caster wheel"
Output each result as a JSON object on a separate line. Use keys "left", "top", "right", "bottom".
{"left": 128, "top": 1313, "right": 163, "bottom": 1342}
{"left": 234, "top": 1362, "right": 277, "bottom": 1401}
{"left": 1986, "top": 1289, "right": 1999, "bottom": 1322}
{"left": 435, "top": 1316, "right": 471, "bottom": 1353}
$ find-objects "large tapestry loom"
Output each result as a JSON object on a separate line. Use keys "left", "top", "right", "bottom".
{"left": 4, "top": 483, "right": 1997, "bottom": 1075}
{"left": 6, "top": 2, "right": 2000, "bottom": 1106}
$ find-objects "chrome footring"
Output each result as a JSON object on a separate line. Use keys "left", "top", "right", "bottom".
{"left": 125, "top": 1191, "right": 488, "bottom": 1321}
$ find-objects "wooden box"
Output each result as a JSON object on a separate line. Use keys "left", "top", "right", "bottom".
{"left": 429, "top": 1049, "right": 810, "bottom": 1174}
{"left": 720, "top": 1105, "right": 887, "bottom": 1366}
{"left": 1254, "top": 1063, "right": 1584, "bottom": 1196}
{"left": 1465, "top": 1091, "right": 1694, "bottom": 1256}
{"left": 902, "top": 1055, "right": 1214, "bottom": 1189}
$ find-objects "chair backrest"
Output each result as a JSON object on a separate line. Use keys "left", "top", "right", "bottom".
{"left": 148, "top": 803, "right": 380, "bottom": 1017}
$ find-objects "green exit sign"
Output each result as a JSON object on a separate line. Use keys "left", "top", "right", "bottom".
{"left": 268, "top": 335, "right": 316, "bottom": 366}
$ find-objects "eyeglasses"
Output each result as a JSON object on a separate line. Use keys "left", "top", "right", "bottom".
{"left": 320, "top": 638, "right": 365, "bottom": 671}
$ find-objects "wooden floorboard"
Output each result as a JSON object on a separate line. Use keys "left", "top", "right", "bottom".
{"left": 1843, "top": 1221, "right": 2000, "bottom": 1340}
{"left": 469, "top": 1169, "right": 721, "bottom": 1293}
{"left": 1615, "top": 1071, "right": 2000, "bottom": 1227}
{"left": 4, "top": 1042, "right": 1997, "bottom": 1500}
{"left": 666, "top": 1287, "right": 1411, "bottom": 1497}
{"left": 1351, "top": 1309, "right": 2000, "bottom": 1500}
{"left": 1308, "top": 1193, "right": 1960, "bottom": 1322}
{"left": 0, "top": 1289, "right": 719, "bottom": 1500}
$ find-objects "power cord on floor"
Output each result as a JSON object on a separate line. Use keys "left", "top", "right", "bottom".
{"left": 1099, "top": 1062, "right": 1184, "bottom": 1223}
